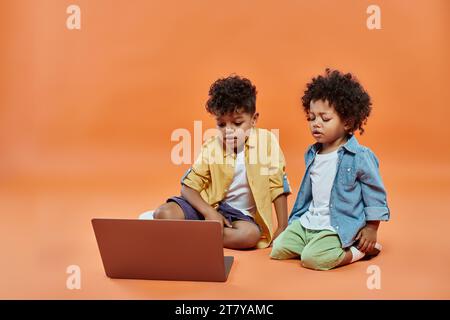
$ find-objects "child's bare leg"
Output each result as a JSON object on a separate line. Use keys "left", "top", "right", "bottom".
{"left": 153, "top": 202, "right": 185, "bottom": 220}
{"left": 223, "top": 220, "right": 261, "bottom": 249}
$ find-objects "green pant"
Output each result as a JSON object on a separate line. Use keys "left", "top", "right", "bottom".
{"left": 270, "top": 219, "right": 346, "bottom": 271}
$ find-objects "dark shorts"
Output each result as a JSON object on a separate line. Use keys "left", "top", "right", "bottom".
{"left": 167, "top": 196, "right": 258, "bottom": 227}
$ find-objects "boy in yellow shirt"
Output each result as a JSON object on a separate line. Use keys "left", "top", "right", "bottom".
{"left": 154, "top": 75, "right": 291, "bottom": 249}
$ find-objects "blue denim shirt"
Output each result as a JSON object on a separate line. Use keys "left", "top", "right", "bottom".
{"left": 288, "top": 135, "right": 390, "bottom": 248}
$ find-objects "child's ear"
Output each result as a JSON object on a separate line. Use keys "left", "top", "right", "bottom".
{"left": 344, "top": 119, "right": 353, "bottom": 132}
{"left": 252, "top": 112, "right": 259, "bottom": 126}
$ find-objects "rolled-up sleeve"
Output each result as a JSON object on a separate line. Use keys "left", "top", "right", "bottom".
{"left": 358, "top": 149, "right": 390, "bottom": 221}
{"left": 181, "top": 144, "right": 211, "bottom": 192}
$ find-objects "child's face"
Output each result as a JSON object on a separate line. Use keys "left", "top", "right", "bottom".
{"left": 307, "top": 99, "right": 350, "bottom": 144}
{"left": 215, "top": 110, "right": 259, "bottom": 151}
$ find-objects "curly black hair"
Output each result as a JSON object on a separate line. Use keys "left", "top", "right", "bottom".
{"left": 206, "top": 75, "right": 257, "bottom": 116}
{"left": 302, "top": 68, "right": 372, "bottom": 135}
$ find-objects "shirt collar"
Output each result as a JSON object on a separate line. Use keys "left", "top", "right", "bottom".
{"left": 341, "top": 134, "right": 360, "bottom": 154}
{"left": 309, "top": 134, "right": 360, "bottom": 155}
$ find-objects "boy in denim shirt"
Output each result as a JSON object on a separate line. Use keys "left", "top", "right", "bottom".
{"left": 271, "top": 69, "right": 390, "bottom": 270}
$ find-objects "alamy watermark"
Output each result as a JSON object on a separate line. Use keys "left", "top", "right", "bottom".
{"left": 366, "top": 264, "right": 381, "bottom": 290}
{"left": 66, "top": 265, "right": 81, "bottom": 290}
{"left": 366, "top": 4, "right": 381, "bottom": 30}
{"left": 170, "top": 121, "right": 282, "bottom": 176}
{"left": 66, "top": 4, "right": 81, "bottom": 30}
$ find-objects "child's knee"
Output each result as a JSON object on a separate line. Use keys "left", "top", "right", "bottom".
{"left": 236, "top": 235, "right": 259, "bottom": 249}
{"left": 269, "top": 245, "right": 283, "bottom": 259}
{"left": 270, "top": 239, "right": 291, "bottom": 260}
{"left": 243, "top": 227, "right": 261, "bottom": 247}
{"left": 153, "top": 206, "right": 167, "bottom": 219}
{"left": 223, "top": 223, "right": 260, "bottom": 249}
{"left": 236, "top": 228, "right": 261, "bottom": 248}
{"left": 154, "top": 204, "right": 180, "bottom": 219}
{"left": 301, "top": 249, "right": 325, "bottom": 270}
{"left": 300, "top": 248, "right": 341, "bottom": 271}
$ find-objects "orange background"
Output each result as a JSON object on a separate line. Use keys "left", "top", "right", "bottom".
{"left": 1, "top": 0, "right": 449, "bottom": 299}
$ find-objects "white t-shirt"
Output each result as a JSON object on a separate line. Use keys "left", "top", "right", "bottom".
{"left": 299, "top": 149, "right": 338, "bottom": 232}
{"left": 223, "top": 148, "right": 256, "bottom": 217}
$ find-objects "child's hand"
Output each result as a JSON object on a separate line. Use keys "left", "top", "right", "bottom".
{"left": 355, "top": 224, "right": 378, "bottom": 253}
{"left": 204, "top": 209, "right": 232, "bottom": 228}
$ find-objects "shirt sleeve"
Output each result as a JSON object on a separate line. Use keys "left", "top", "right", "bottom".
{"left": 358, "top": 149, "right": 390, "bottom": 221}
{"left": 267, "top": 133, "right": 291, "bottom": 202}
{"left": 181, "top": 142, "right": 211, "bottom": 192}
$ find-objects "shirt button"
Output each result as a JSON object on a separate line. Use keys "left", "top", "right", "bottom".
{"left": 347, "top": 168, "right": 351, "bottom": 172}
{"left": 335, "top": 226, "right": 339, "bottom": 229}
{"left": 330, "top": 204, "right": 333, "bottom": 208}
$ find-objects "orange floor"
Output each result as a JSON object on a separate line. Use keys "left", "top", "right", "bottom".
{"left": 2, "top": 153, "right": 449, "bottom": 299}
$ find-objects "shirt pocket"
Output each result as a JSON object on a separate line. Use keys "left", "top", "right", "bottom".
{"left": 338, "top": 166, "right": 357, "bottom": 186}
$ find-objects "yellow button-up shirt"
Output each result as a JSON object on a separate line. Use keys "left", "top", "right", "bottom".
{"left": 181, "top": 128, "right": 291, "bottom": 248}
